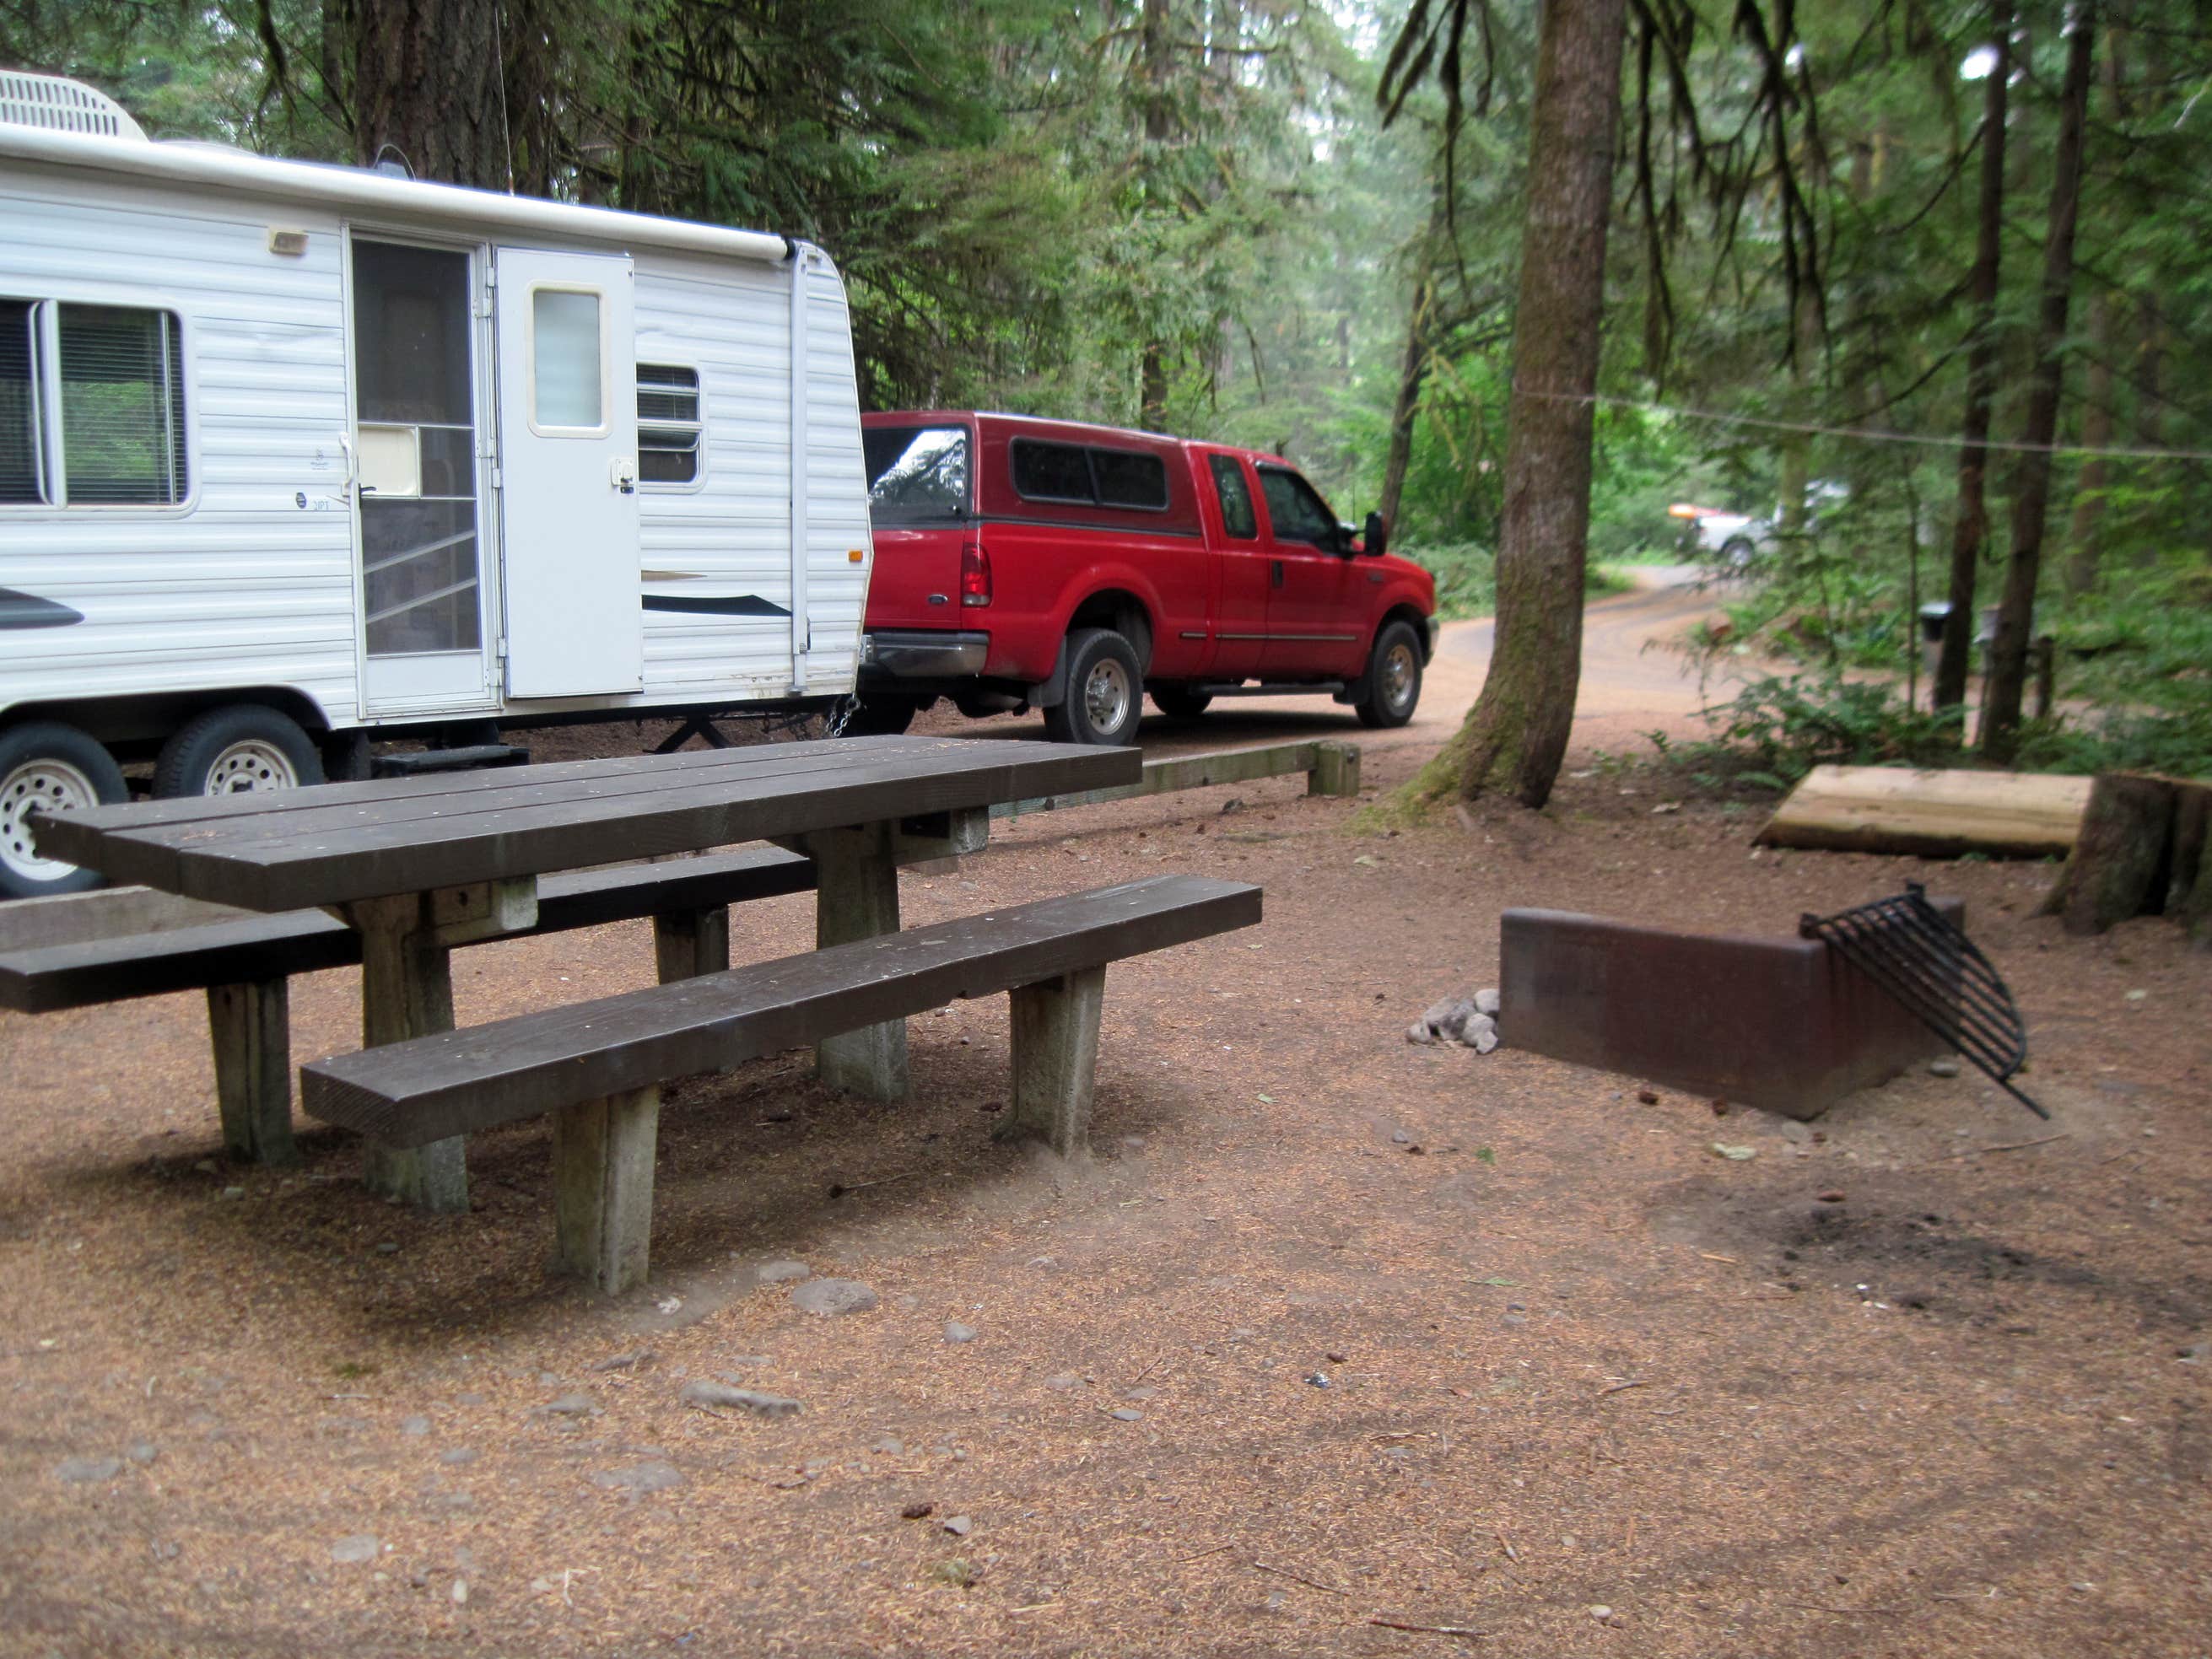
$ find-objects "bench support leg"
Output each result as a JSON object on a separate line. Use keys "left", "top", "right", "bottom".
{"left": 652, "top": 906, "right": 730, "bottom": 983}
{"left": 350, "top": 894, "right": 468, "bottom": 1214}
{"left": 207, "top": 978, "right": 298, "bottom": 1166}
{"left": 1000, "top": 967, "right": 1107, "bottom": 1155}
{"left": 552, "top": 1086, "right": 660, "bottom": 1295}
{"left": 1309, "top": 740, "right": 1362, "bottom": 798}
{"left": 805, "top": 823, "right": 909, "bottom": 1101}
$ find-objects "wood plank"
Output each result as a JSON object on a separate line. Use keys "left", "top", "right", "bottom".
{"left": 0, "top": 886, "right": 245, "bottom": 951}
{"left": 301, "top": 875, "right": 1261, "bottom": 1148}
{"left": 1756, "top": 765, "right": 2093, "bottom": 858}
{"left": 995, "top": 741, "right": 1320, "bottom": 816}
{"left": 0, "top": 846, "right": 816, "bottom": 1013}
{"left": 77, "top": 744, "right": 1136, "bottom": 911}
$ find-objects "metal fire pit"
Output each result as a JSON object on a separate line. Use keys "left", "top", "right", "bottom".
{"left": 1799, "top": 881, "right": 2047, "bottom": 1120}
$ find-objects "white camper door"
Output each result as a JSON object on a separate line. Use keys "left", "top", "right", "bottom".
{"left": 494, "top": 248, "right": 644, "bottom": 698}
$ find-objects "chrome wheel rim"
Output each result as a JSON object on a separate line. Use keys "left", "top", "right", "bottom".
{"left": 203, "top": 739, "right": 299, "bottom": 794}
{"left": 1382, "top": 643, "right": 1418, "bottom": 714}
{"left": 1082, "top": 657, "right": 1133, "bottom": 736}
{"left": 1, "top": 757, "right": 100, "bottom": 884}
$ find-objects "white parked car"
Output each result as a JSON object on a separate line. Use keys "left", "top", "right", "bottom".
{"left": 1671, "top": 481, "right": 1848, "bottom": 568}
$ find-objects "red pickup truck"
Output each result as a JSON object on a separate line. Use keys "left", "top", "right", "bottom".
{"left": 854, "top": 412, "right": 1439, "bottom": 745}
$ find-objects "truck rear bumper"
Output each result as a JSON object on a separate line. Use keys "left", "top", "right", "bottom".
{"left": 860, "top": 629, "right": 991, "bottom": 681}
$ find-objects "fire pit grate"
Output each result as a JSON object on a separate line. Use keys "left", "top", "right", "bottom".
{"left": 1799, "top": 882, "right": 2047, "bottom": 1120}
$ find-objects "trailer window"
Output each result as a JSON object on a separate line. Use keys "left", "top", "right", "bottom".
{"left": 637, "top": 364, "right": 702, "bottom": 485}
{"left": 0, "top": 301, "right": 36, "bottom": 504}
{"left": 531, "top": 288, "right": 605, "bottom": 432}
{"left": 55, "top": 306, "right": 187, "bottom": 506}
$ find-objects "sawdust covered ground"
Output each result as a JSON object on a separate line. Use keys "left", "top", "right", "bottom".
{"left": 3, "top": 643, "right": 2209, "bottom": 1656}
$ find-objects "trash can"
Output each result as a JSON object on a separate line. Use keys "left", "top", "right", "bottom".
{"left": 1918, "top": 602, "right": 1950, "bottom": 682}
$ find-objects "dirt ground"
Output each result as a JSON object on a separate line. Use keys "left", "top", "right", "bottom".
{"left": 3, "top": 579, "right": 2208, "bottom": 1657}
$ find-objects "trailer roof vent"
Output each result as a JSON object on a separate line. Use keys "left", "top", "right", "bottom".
{"left": 0, "top": 71, "right": 147, "bottom": 141}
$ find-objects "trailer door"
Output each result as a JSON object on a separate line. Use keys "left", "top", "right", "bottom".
{"left": 493, "top": 248, "right": 643, "bottom": 698}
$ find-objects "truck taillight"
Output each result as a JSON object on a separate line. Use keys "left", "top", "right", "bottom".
{"left": 960, "top": 540, "right": 991, "bottom": 607}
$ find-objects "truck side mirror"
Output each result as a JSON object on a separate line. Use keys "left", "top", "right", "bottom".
{"left": 1363, "top": 510, "right": 1389, "bottom": 557}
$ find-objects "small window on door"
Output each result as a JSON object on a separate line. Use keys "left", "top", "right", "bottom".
{"left": 531, "top": 288, "right": 605, "bottom": 433}
{"left": 637, "top": 364, "right": 702, "bottom": 486}
{"left": 1208, "top": 455, "right": 1256, "bottom": 540}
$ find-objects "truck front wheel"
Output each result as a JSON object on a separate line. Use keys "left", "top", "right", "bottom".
{"left": 1353, "top": 619, "right": 1424, "bottom": 730}
{"left": 1044, "top": 628, "right": 1143, "bottom": 746}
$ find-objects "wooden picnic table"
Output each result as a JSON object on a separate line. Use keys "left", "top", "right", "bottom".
{"left": 35, "top": 734, "right": 1136, "bottom": 1208}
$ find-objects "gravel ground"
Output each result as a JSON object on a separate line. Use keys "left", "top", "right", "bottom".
{"left": 3, "top": 590, "right": 2206, "bottom": 1657}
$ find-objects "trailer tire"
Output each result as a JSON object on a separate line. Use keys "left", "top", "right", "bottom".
{"left": 843, "top": 696, "right": 922, "bottom": 738}
{"left": 1044, "top": 628, "right": 1142, "bottom": 746}
{"left": 156, "top": 705, "right": 326, "bottom": 800}
{"left": 0, "top": 721, "right": 128, "bottom": 898}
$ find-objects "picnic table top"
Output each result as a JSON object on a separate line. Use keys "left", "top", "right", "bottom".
{"left": 34, "top": 735, "right": 1137, "bottom": 914}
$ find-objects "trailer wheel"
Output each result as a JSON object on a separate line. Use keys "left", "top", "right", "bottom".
{"left": 156, "top": 705, "right": 326, "bottom": 799}
{"left": 0, "top": 721, "right": 127, "bottom": 898}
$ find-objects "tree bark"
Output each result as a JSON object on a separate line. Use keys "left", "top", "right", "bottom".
{"left": 1378, "top": 186, "right": 1449, "bottom": 535}
{"left": 1137, "top": 0, "right": 1173, "bottom": 429}
{"left": 1934, "top": 1, "right": 2010, "bottom": 714}
{"left": 2043, "top": 773, "right": 2177, "bottom": 935}
{"left": 2061, "top": 40, "right": 2127, "bottom": 599}
{"left": 1980, "top": 9, "right": 2096, "bottom": 761}
{"left": 352, "top": 0, "right": 507, "bottom": 189}
{"left": 1400, "top": 0, "right": 1626, "bottom": 811}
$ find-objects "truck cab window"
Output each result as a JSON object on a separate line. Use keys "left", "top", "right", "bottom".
{"left": 1208, "top": 455, "right": 1255, "bottom": 540}
{"left": 1258, "top": 466, "right": 1336, "bottom": 549}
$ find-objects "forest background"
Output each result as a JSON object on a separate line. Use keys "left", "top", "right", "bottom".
{"left": 6, "top": 0, "right": 2207, "bottom": 781}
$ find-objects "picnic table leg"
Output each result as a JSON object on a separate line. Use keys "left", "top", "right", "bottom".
{"left": 551, "top": 1085, "right": 660, "bottom": 1293}
{"left": 207, "top": 978, "right": 299, "bottom": 1166}
{"left": 348, "top": 894, "right": 468, "bottom": 1213}
{"left": 801, "top": 822, "right": 909, "bottom": 1100}
{"left": 652, "top": 906, "right": 730, "bottom": 983}
{"left": 998, "top": 967, "right": 1108, "bottom": 1155}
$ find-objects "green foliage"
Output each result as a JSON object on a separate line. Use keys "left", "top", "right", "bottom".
{"left": 1666, "top": 671, "right": 1967, "bottom": 793}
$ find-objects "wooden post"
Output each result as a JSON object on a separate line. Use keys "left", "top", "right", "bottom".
{"left": 206, "top": 978, "right": 297, "bottom": 1166}
{"left": 801, "top": 823, "right": 909, "bottom": 1100}
{"left": 652, "top": 906, "right": 730, "bottom": 983}
{"left": 551, "top": 1085, "right": 660, "bottom": 1294}
{"left": 347, "top": 892, "right": 468, "bottom": 1212}
{"left": 2172, "top": 784, "right": 2212, "bottom": 951}
{"left": 1309, "top": 741, "right": 1362, "bottom": 798}
{"left": 997, "top": 967, "right": 1107, "bottom": 1155}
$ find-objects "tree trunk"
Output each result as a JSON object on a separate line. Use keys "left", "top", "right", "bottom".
{"left": 1137, "top": 0, "right": 1173, "bottom": 429}
{"left": 1934, "top": 0, "right": 2010, "bottom": 714}
{"left": 1398, "top": 0, "right": 1626, "bottom": 811}
{"left": 2061, "top": 40, "right": 2127, "bottom": 599}
{"left": 352, "top": 0, "right": 507, "bottom": 188}
{"left": 1378, "top": 186, "right": 1448, "bottom": 535}
{"left": 2042, "top": 773, "right": 2177, "bottom": 935}
{"left": 1979, "top": 10, "right": 2096, "bottom": 761}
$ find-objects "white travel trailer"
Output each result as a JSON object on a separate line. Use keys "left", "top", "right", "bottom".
{"left": 0, "top": 73, "right": 874, "bottom": 895}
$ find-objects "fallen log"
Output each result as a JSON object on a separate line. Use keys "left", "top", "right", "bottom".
{"left": 1756, "top": 765, "right": 2092, "bottom": 859}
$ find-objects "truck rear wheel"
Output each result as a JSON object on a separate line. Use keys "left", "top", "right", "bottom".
{"left": 1353, "top": 619, "right": 1424, "bottom": 730}
{"left": 155, "top": 705, "right": 326, "bottom": 799}
{"left": 0, "top": 720, "right": 128, "bottom": 898}
{"left": 1045, "top": 628, "right": 1142, "bottom": 746}
{"left": 1151, "top": 687, "right": 1212, "bottom": 720}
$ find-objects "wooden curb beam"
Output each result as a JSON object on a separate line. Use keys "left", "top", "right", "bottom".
{"left": 993, "top": 740, "right": 1362, "bottom": 819}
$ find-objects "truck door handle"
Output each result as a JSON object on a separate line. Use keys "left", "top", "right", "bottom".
{"left": 1271, "top": 560, "right": 1285, "bottom": 588}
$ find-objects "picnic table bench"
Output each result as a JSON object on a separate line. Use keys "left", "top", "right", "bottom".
{"left": 33, "top": 736, "right": 1140, "bottom": 1212}
{"left": 0, "top": 846, "right": 817, "bottom": 1165}
{"left": 302, "top": 875, "right": 1260, "bottom": 1292}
